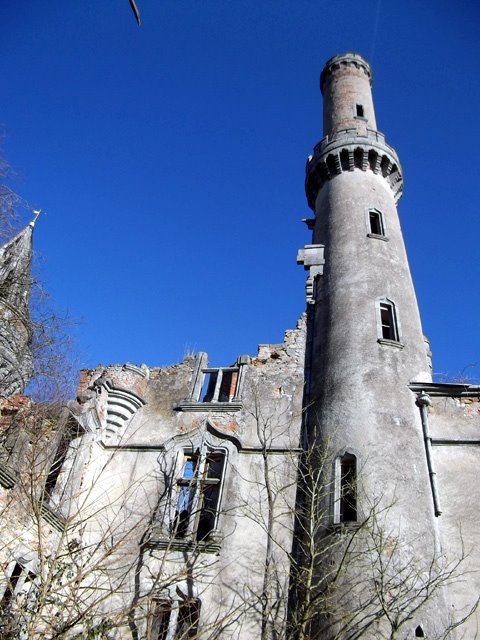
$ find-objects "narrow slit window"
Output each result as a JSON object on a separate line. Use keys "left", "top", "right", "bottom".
{"left": 340, "top": 454, "right": 357, "bottom": 522}
{"left": 356, "top": 104, "right": 364, "bottom": 117}
{"left": 196, "top": 454, "right": 224, "bottom": 541}
{"left": 380, "top": 302, "right": 399, "bottom": 342}
{"left": 334, "top": 453, "right": 357, "bottom": 524}
{"left": 150, "top": 600, "right": 171, "bottom": 640}
{"left": 369, "top": 210, "right": 385, "bottom": 236}
{"left": 173, "top": 455, "right": 198, "bottom": 538}
{"left": 200, "top": 372, "right": 217, "bottom": 403}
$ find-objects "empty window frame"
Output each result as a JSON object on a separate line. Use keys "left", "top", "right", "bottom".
{"left": 334, "top": 453, "right": 357, "bottom": 524}
{"left": 356, "top": 103, "right": 364, "bottom": 118}
{"left": 379, "top": 301, "right": 399, "bottom": 342}
{"left": 44, "top": 421, "right": 82, "bottom": 502}
{"left": 172, "top": 450, "right": 225, "bottom": 542}
{"left": 149, "top": 598, "right": 200, "bottom": 640}
{"left": 198, "top": 368, "right": 239, "bottom": 403}
{"left": 150, "top": 599, "right": 172, "bottom": 640}
{"left": 175, "top": 599, "right": 201, "bottom": 639}
{"left": 368, "top": 209, "right": 385, "bottom": 237}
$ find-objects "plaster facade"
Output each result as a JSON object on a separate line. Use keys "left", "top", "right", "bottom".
{"left": 0, "top": 53, "right": 479, "bottom": 640}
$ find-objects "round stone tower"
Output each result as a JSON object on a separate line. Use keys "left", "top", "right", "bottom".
{"left": 301, "top": 53, "right": 449, "bottom": 638}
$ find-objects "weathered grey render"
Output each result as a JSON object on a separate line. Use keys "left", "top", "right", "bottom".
{"left": 0, "top": 53, "right": 479, "bottom": 640}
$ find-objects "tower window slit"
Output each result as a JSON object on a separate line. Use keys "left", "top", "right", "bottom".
{"left": 356, "top": 104, "right": 364, "bottom": 117}
{"left": 334, "top": 453, "right": 358, "bottom": 524}
{"left": 340, "top": 454, "right": 357, "bottom": 522}
{"left": 415, "top": 625, "right": 425, "bottom": 638}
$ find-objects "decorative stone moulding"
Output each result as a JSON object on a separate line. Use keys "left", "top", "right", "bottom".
{"left": 0, "top": 464, "right": 16, "bottom": 489}
{"left": 297, "top": 244, "right": 325, "bottom": 305}
{"left": 103, "top": 380, "right": 145, "bottom": 441}
{"left": 305, "top": 129, "right": 404, "bottom": 209}
{"left": 320, "top": 52, "right": 372, "bottom": 94}
{"left": 78, "top": 363, "right": 149, "bottom": 442}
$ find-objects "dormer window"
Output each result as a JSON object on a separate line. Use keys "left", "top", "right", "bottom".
{"left": 199, "top": 368, "right": 238, "bottom": 403}
{"left": 177, "top": 354, "right": 248, "bottom": 411}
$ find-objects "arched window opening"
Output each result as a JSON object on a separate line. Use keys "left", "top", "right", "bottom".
{"left": 172, "top": 449, "right": 225, "bottom": 542}
{"left": 415, "top": 625, "right": 425, "bottom": 637}
{"left": 379, "top": 301, "right": 399, "bottom": 342}
{"left": 334, "top": 453, "right": 357, "bottom": 524}
{"left": 340, "top": 454, "right": 357, "bottom": 522}
{"left": 368, "top": 209, "right": 385, "bottom": 237}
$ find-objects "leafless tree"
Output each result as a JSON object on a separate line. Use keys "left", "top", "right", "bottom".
{"left": 0, "top": 401, "right": 225, "bottom": 639}
{"left": 236, "top": 383, "right": 480, "bottom": 640}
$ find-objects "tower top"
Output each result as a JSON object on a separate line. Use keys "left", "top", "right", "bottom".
{"left": 320, "top": 52, "right": 376, "bottom": 137}
{"left": 306, "top": 54, "right": 403, "bottom": 208}
{"left": 320, "top": 52, "right": 372, "bottom": 96}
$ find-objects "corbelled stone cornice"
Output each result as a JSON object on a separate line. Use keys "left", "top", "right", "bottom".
{"left": 305, "top": 128, "right": 403, "bottom": 209}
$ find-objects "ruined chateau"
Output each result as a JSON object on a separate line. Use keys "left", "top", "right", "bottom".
{"left": 1, "top": 53, "right": 479, "bottom": 639}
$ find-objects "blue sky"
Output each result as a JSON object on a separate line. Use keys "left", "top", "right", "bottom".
{"left": 1, "top": 1, "right": 479, "bottom": 381}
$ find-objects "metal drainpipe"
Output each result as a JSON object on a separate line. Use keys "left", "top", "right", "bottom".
{"left": 416, "top": 391, "right": 442, "bottom": 517}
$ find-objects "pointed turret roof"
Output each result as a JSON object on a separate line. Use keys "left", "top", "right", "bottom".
{"left": 0, "top": 222, "right": 33, "bottom": 319}
{"left": 0, "top": 221, "right": 34, "bottom": 396}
